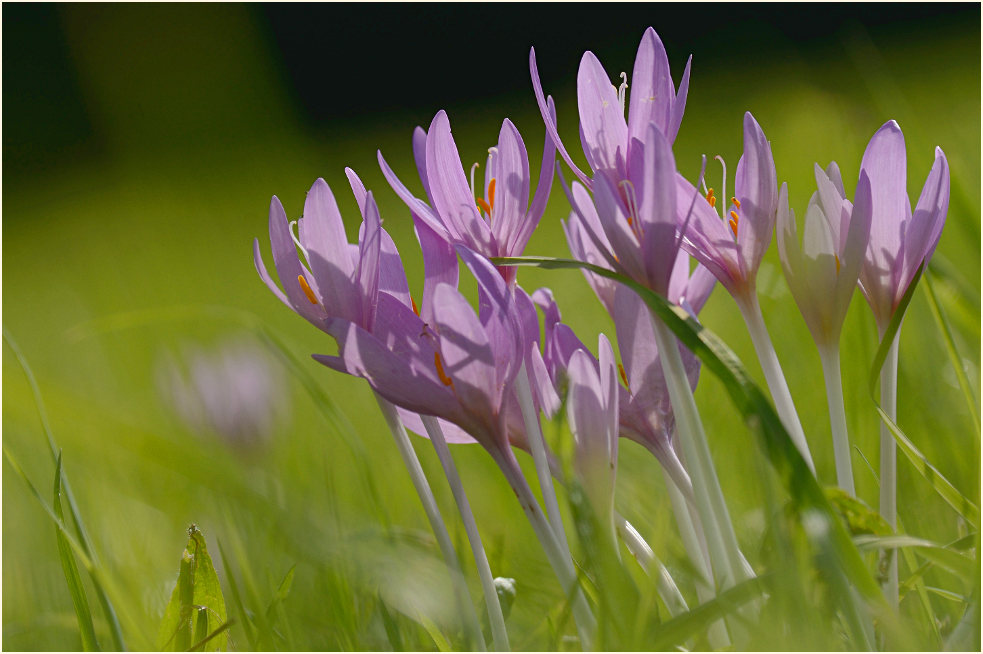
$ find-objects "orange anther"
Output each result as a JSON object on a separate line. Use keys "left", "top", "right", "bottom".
{"left": 476, "top": 197, "right": 492, "bottom": 215}
{"left": 298, "top": 275, "right": 318, "bottom": 304}
{"left": 728, "top": 215, "right": 739, "bottom": 238}
{"left": 731, "top": 197, "right": 741, "bottom": 209}
{"left": 487, "top": 178, "right": 497, "bottom": 212}
{"left": 835, "top": 254, "right": 841, "bottom": 275}
{"left": 618, "top": 362, "right": 629, "bottom": 387}
{"left": 434, "top": 352, "right": 454, "bottom": 387}
{"left": 411, "top": 296, "right": 420, "bottom": 316}
{"left": 706, "top": 188, "right": 715, "bottom": 200}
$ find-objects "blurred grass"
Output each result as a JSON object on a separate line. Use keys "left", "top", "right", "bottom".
{"left": 3, "top": 6, "right": 979, "bottom": 650}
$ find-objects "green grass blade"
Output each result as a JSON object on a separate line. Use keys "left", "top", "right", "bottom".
{"left": 215, "top": 540, "right": 257, "bottom": 650}
{"left": 189, "top": 621, "right": 234, "bottom": 652}
{"left": 3, "top": 328, "right": 126, "bottom": 650}
{"left": 54, "top": 452, "right": 99, "bottom": 651}
{"left": 924, "top": 267, "right": 980, "bottom": 434}
{"left": 853, "top": 534, "right": 976, "bottom": 577}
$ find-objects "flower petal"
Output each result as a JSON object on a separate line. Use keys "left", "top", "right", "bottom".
{"left": 416, "top": 217, "right": 458, "bottom": 324}
{"left": 490, "top": 118, "right": 531, "bottom": 255}
{"left": 627, "top": 27, "right": 673, "bottom": 147}
{"left": 667, "top": 55, "right": 691, "bottom": 143}
{"left": 378, "top": 149, "right": 450, "bottom": 242}
{"left": 577, "top": 51, "right": 628, "bottom": 177}
{"left": 735, "top": 112, "right": 778, "bottom": 278}
{"left": 530, "top": 47, "right": 591, "bottom": 187}
{"left": 899, "top": 147, "right": 949, "bottom": 305}
{"left": 636, "top": 124, "right": 679, "bottom": 295}
{"left": 269, "top": 195, "right": 330, "bottom": 325}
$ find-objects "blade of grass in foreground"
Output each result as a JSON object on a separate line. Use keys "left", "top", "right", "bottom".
{"left": 492, "top": 257, "right": 890, "bottom": 620}
{"left": 867, "top": 266, "right": 981, "bottom": 529}
{"left": 3, "top": 328, "right": 126, "bottom": 650}
{"left": 54, "top": 452, "right": 99, "bottom": 651}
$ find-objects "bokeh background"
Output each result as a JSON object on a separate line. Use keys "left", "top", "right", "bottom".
{"left": 4, "top": 3, "right": 980, "bottom": 650}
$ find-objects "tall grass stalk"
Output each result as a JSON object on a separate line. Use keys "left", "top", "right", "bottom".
{"left": 818, "top": 344, "right": 856, "bottom": 495}
{"left": 614, "top": 517, "right": 690, "bottom": 618}
{"left": 421, "top": 415, "right": 510, "bottom": 651}
{"left": 373, "top": 394, "right": 487, "bottom": 650}
{"left": 735, "top": 295, "right": 815, "bottom": 473}
{"left": 878, "top": 332, "right": 900, "bottom": 606}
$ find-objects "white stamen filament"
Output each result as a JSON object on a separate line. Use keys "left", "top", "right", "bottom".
{"left": 470, "top": 162, "right": 480, "bottom": 198}
{"left": 618, "top": 72, "right": 628, "bottom": 114}
{"left": 714, "top": 155, "right": 728, "bottom": 221}
{"left": 289, "top": 220, "right": 313, "bottom": 266}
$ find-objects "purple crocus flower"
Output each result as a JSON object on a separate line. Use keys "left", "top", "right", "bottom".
{"left": 378, "top": 110, "right": 555, "bottom": 287}
{"left": 677, "top": 112, "right": 779, "bottom": 304}
{"left": 777, "top": 164, "right": 874, "bottom": 347}
{"left": 530, "top": 26, "right": 691, "bottom": 190}
{"left": 857, "top": 120, "right": 950, "bottom": 331}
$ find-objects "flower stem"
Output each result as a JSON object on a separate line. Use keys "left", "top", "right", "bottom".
{"left": 515, "top": 360, "right": 572, "bottom": 556}
{"left": 650, "top": 313, "right": 747, "bottom": 590}
{"left": 492, "top": 447, "right": 596, "bottom": 649}
{"left": 878, "top": 332, "right": 900, "bottom": 606}
{"left": 737, "top": 293, "right": 816, "bottom": 473}
{"left": 818, "top": 345, "right": 856, "bottom": 496}
{"left": 614, "top": 515, "right": 690, "bottom": 618}
{"left": 373, "top": 394, "right": 487, "bottom": 651}
{"left": 421, "top": 416, "right": 510, "bottom": 651}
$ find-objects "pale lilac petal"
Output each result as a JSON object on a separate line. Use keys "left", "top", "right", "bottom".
{"left": 426, "top": 111, "right": 493, "bottom": 251}
{"left": 528, "top": 343, "right": 561, "bottom": 418}
{"left": 300, "top": 178, "right": 356, "bottom": 281}
{"left": 675, "top": 173, "right": 741, "bottom": 289}
{"left": 416, "top": 217, "right": 458, "bottom": 324}
{"left": 562, "top": 214, "right": 618, "bottom": 314}
{"left": 834, "top": 172, "right": 872, "bottom": 322}
{"left": 253, "top": 238, "right": 291, "bottom": 309}
{"left": 522, "top": 96, "right": 559, "bottom": 250}
{"left": 433, "top": 283, "right": 501, "bottom": 415}
{"left": 593, "top": 173, "right": 646, "bottom": 282}
{"left": 735, "top": 112, "right": 778, "bottom": 278}
{"left": 377, "top": 226, "right": 412, "bottom": 310}
{"left": 491, "top": 119, "right": 530, "bottom": 254}
{"left": 560, "top": 172, "right": 621, "bottom": 272}
{"left": 355, "top": 192, "right": 383, "bottom": 329}
{"left": 412, "top": 126, "right": 434, "bottom": 204}
{"left": 667, "top": 55, "right": 691, "bottom": 143}
{"left": 597, "top": 333, "right": 619, "bottom": 461}
{"left": 899, "top": 148, "right": 949, "bottom": 303}
{"left": 637, "top": 124, "right": 679, "bottom": 295}
{"left": 861, "top": 121, "right": 908, "bottom": 274}
{"left": 567, "top": 349, "right": 609, "bottom": 459}
{"left": 627, "top": 27, "right": 673, "bottom": 147}
{"left": 378, "top": 150, "right": 451, "bottom": 242}
{"left": 345, "top": 168, "right": 368, "bottom": 214}
{"left": 269, "top": 195, "right": 329, "bottom": 324}
{"left": 530, "top": 47, "right": 591, "bottom": 187}
{"left": 577, "top": 51, "right": 629, "bottom": 177}
{"left": 681, "top": 262, "right": 717, "bottom": 314}
{"left": 613, "top": 285, "right": 668, "bottom": 421}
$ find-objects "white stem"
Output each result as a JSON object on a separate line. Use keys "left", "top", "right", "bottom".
{"left": 373, "top": 394, "right": 487, "bottom": 651}
{"left": 421, "top": 416, "right": 510, "bottom": 651}
{"left": 650, "top": 313, "right": 748, "bottom": 590}
{"left": 492, "top": 447, "right": 596, "bottom": 649}
{"left": 515, "top": 360, "right": 571, "bottom": 556}
{"left": 879, "top": 331, "right": 900, "bottom": 607}
{"left": 615, "top": 515, "right": 690, "bottom": 618}
{"left": 818, "top": 345, "right": 856, "bottom": 496}
{"left": 666, "top": 459, "right": 732, "bottom": 648}
{"left": 737, "top": 293, "right": 816, "bottom": 473}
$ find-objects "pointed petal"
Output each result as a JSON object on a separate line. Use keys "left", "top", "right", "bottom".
{"left": 577, "top": 51, "right": 628, "bottom": 176}
{"left": 378, "top": 149, "right": 450, "bottom": 241}
{"left": 593, "top": 173, "right": 646, "bottom": 282}
{"left": 627, "top": 27, "right": 673, "bottom": 146}
{"left": 899, "top": 147, "right": 949, "bottom": 303}
{"left": 416, "top": 217, "right": 458, "bottom": 323}
{"left": 491, "top": 118, "right": 531, "bottom": 253}
{"left": 637, "top": 124, "right": 679, "bottom": 295}
{"left": 667, "top": 55, "right": 691, "bottom": 143}
{"left": 530, "top": 47, "right": 591, "bottom": 187}
{"left": 412, "top": 126, "right": 434, "bottom": 204}
{"left": 833, "top": 171, "right": 872, "bottom": 327}
{"left": 345, "top": 168, "right": 368, "bottom": 214}
{"left": 355, "top": 191, "right": 383, "bottom": 329}
{"left": 269, "top": 195, "right": 328, "bottom": 324}
{"left": 735, "top": 112, "right": 778, "bottom": 277}
{"left": 522, "top": 96, "right": 558, "bottom": 251}
{"left": 426, "top": 111, "right": 493, "bottom": 251}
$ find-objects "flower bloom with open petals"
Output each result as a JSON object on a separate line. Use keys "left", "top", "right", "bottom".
{"left": 777, "top": 164, "right": 873, "bottom": 347}
{"left": 857, "top": 120, "right": 950, "bottom": 332}
{"left": 531, "top": 26, "right": 691, "bottom": 190}
{"left": 379, "top": 110, "right": 555, "bottom": 287}
{"left": 678, "top": 112, "right": 778, "bottom": 304}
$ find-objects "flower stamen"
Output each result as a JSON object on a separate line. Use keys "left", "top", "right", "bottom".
{"left": 434, "top": 351, "right": 454, "bottom": 387}
{"left": 729, "top": 210, "right": 739, "bottom": 238}
{"left": 617, "top": 72, "right": 628, "bottom": 114}
{"left": 731, "top": 197, "right": 741, "bottom": 209}
{"left": 297, "top": 275, "right": 318, "bottom": 305}
{"left": 706, "top": 188, "right": 716, "bottom": 208}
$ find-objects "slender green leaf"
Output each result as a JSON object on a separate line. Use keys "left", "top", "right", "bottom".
{"left": 53, "top": 452, "right": 99, "bottom": 651}
{"left": 157, "top": 525, "right": 228, "bottom": 651}
{"left": 189, "top": 621, "right": 234, "bottom": 652}
{"left": 378, "top": 594, "right": 405, "bottom": 651}
{"left": 924, "top": 586, "right": 969, "bottom": 603}
{"left": 924, "top": 268, "right": 981, "bottom": 434}
{"left": 854, "top": 534, "right": 976, "bottom": 577}
{"left": 215, "top": 540, "right": 256, "bottom": 650}
{"left": 264, "top": 564, "right": 296, "bottom": 619}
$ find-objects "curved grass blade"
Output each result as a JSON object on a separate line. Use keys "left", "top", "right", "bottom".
{"left": 865, "top": 265, "right": 980, "bottom": 528}
{"left": 853, "top": 534, "right": 976, "bottom": 578}
{"left": 54, "top": 452, "right": 99, "bottom": 651}
{"left": 492, "top": 256, "right": 886, "bottom": 605}
{"left": 3, "top": 328, "right": 126, "bottom": 650}
{"left": 924, "top": 267, "right": 980, "bottom": 434}
{"left": 189, "top": 620, "right": 234, "bottom": 652}
{"left": 215, "top": 540, "right": 257, "bottom": 650}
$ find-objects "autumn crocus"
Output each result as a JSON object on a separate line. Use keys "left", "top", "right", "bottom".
{"left": 857, "top": 120, "right": 950, "bottom": 605}
{"left": 679, "top": 111, "right": 815, "bottom": 472}
{"left": 530, "top": 26, "right": 691, "bottom": 189}
{"left": 378, "top": 109, "right": 555, "bottom": 287}
{"left": 777, "top": 166, "right": 874, "bottom": 495}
